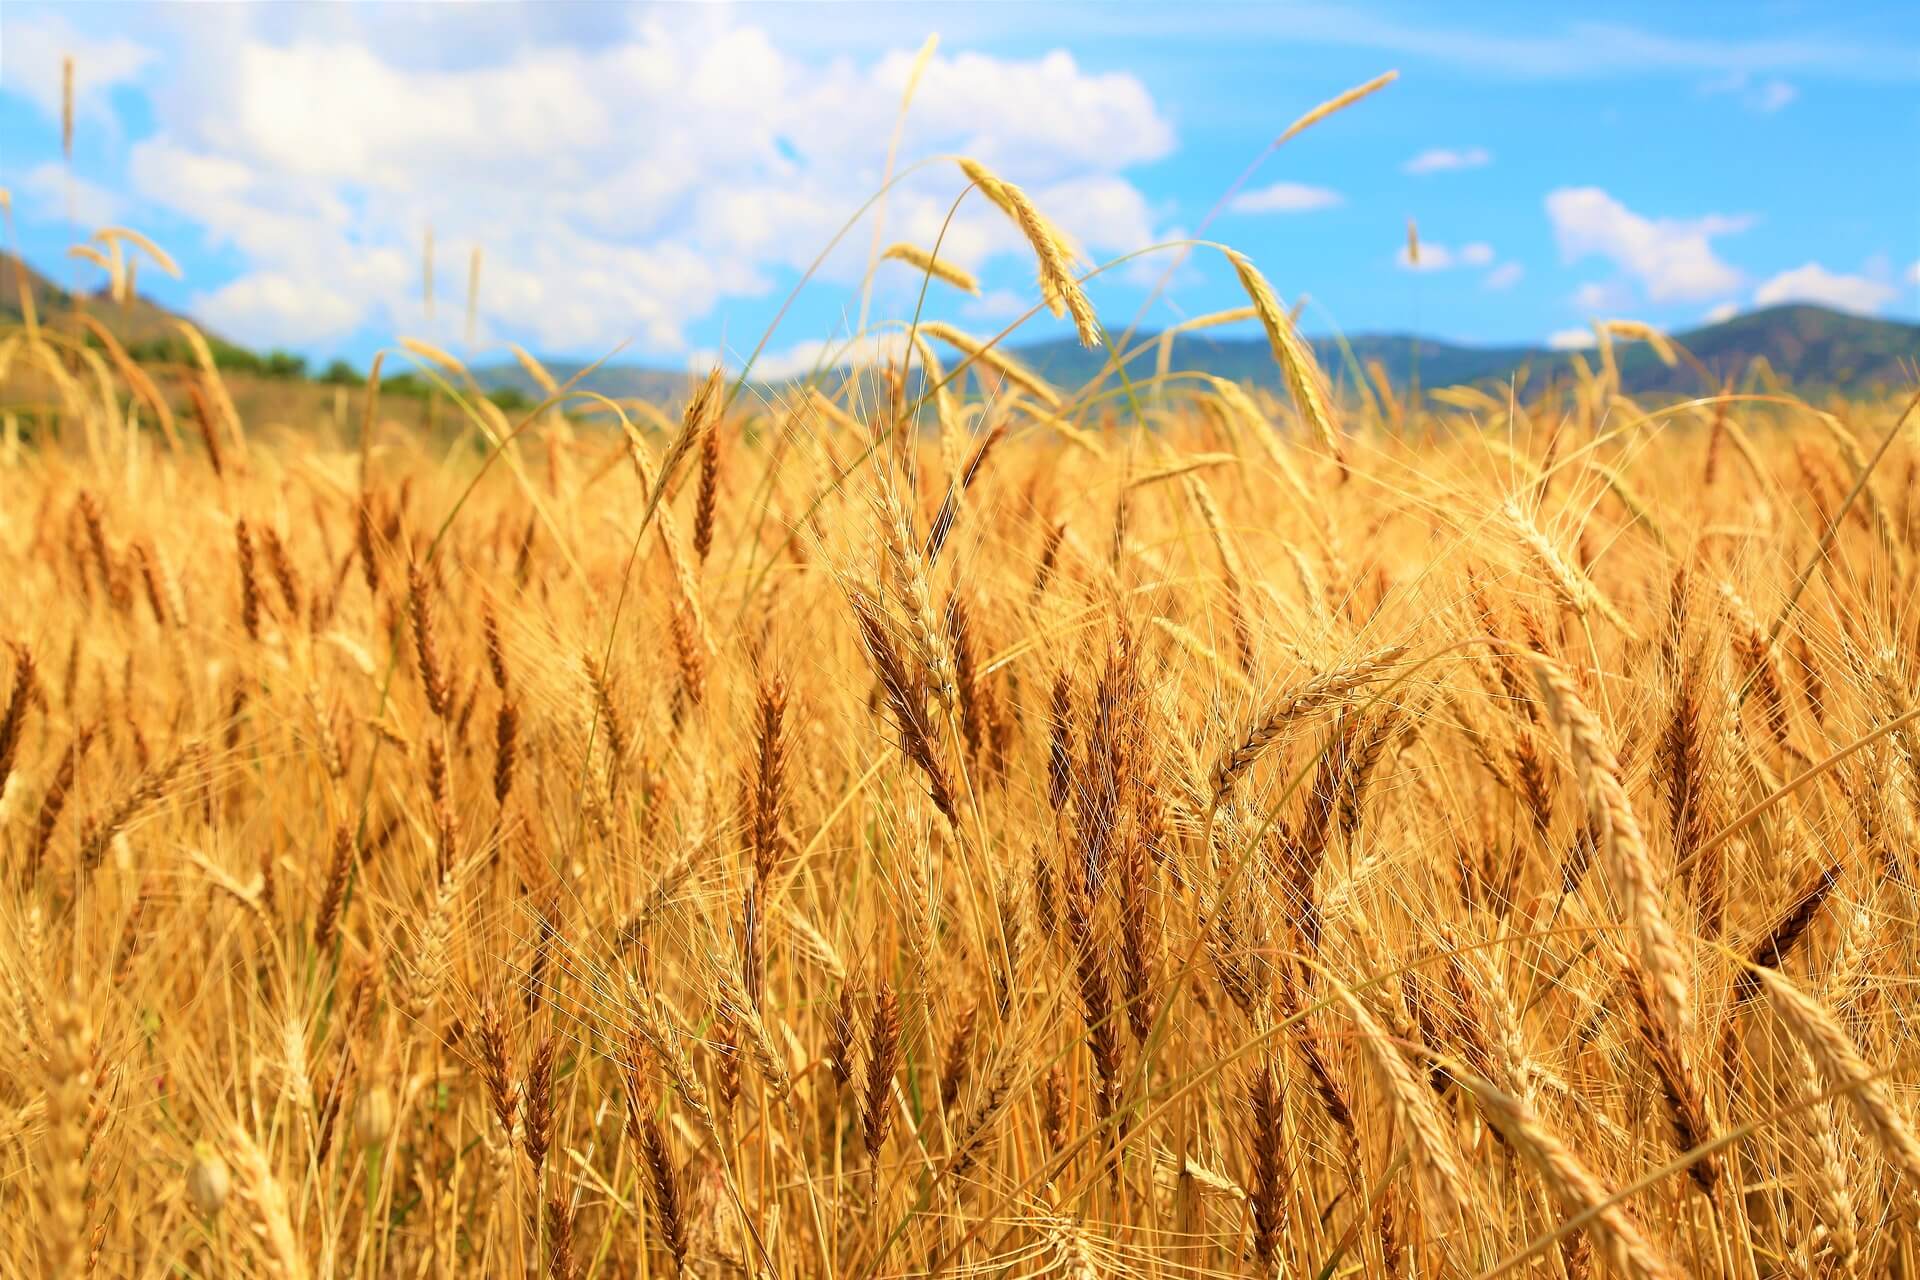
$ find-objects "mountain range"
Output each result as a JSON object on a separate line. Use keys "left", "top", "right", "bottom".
{"left": 471, "top": 305, "right": 1918, "bottom": 405}
{"left": 5, "top": 251, "right": 1913, "bottom": 404}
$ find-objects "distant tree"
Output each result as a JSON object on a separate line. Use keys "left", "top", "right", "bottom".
{"left": 262, "top": 350, "right": 308, "bottom": 380}
{"left": 381, "top": 372, "right": 432, "bottom": 399}
{"left": 488, "top": 386, "right": 533, "bottom": 413}
{"left": 320, "top": 359, "right": 361, "bottom": 386}
{"left": 126, "top": 337, "right": 188, "bottom": 364}
{"left": 199, "top": 338, "right": 258, "bottom": 374}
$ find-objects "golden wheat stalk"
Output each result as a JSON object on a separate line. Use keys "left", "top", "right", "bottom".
{"left": 1226, "top": 250, "right": 1340, "bottom": 458}
{"left": 955, "top": 158, "right": 1100, "bottom": 347}
{"left": 1534, "top": 657, "right": 1692, "bottom": 1041}
{"left": 919, "top": 321, "right": 1064, "bottom": 409}
{"left": 1505, "top": 500, "right": 1628, "bottom": 630}
{"left": 1756, "top": 964, "right": 1920, "bottom": 1200}
{"left": 1275, "top": 70, "right": 1399, "bottom": 145}
{"left": 881, "top": 243, "right": 980, "bottom": 295}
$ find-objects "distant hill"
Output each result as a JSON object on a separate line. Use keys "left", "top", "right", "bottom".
{"left": 475, "top": 305, "right": 1918, "bottom": 406}
{"left": 0, "top": 250, "right": 209, "bottom": 350}
{"left": 1007, "top": 331, "right": 1547, "bottom": 398}
{"left": 472, "top": 360, "right": 696, "bottom": 404}
{"left": 0, "top": 250, "right": 331, "bottom": 382}
{"left": 937, "top": 305, "right": 1918, "bottom": 399}
{"left": 5, "top": 250, "right": 1912, "bottom": 404}
{"left": 1616, "top": 305, "right": 1918, "bottom": 395}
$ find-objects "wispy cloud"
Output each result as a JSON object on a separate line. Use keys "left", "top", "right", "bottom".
{"left": 1403, "top": 146, "right": 1490, "bottom": 175}
{"left": 1483, "top": 262, "right": 1524, "bottom": 291}
{"left": 1547, "top": 327, "right": 1596, "bottom": 350}
{"left": 1704, "top": 301, "right": 1739, "bottom": 323}
{"left": 1703, "top": 72, "right": 1799, "bottom": 113}
{"left": 1228, "top": 182, "right": 1343, "bottom": 214}
{"left": 745, "top": 5, "right": 1920, "bottom": 82}
{"left": 1140, "top": 8, "right": 1920, "bottom": 81}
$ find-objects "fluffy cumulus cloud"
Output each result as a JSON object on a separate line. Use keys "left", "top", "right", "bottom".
{"left": 195, "top": 272, "right": 368, "bottom": 348}
{"left": 1545, "top": 187, "right": 1750, "bottom": 302}
{"left": 1752, "top": 262, "right": 1897, "bottom": 314}
{"left": 1403, "top": 146, "right": 1491, "bottom": 175}
{"left": 5, "top": 8, "right": 1176, "bottom": 355}
{"left": 1547, "top": 327, "right": 1596, "bottom": 350}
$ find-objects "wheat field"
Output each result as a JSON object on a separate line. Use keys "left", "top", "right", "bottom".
{"left": 6, "top": 92, "right": 1920, "bottom": 1279}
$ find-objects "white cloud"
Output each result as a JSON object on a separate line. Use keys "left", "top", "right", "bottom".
{"left": 962, "top": 289, "right": 1030, "bottom": 321}
{"left": 1148, "top": 9, "right": 1920, "bottom": 82}
{"left": 1752, "top": 262, "right": 1897, "bottom": 314}
{"left": 1403, "top": 146, "right": 1491, "bottom": 175}
{"left": 1035, "top": 175, "right": 1162, "bottom": 256}
{"left": 1545, "top": 187, "right": 1750, "bottom": 302}
{"left": 1396, "top": 240, "right": 1495, "bottom": 272}
{"left": 44, "top": 10, "right": 1177, "bottom": 354}
{"left": 1905, "top": 261, "right": 1920, "bottom": 285}
{"left": 1754, "top": 79, "right": 1799, "bottom": 112}
{"left": 1572, "top": 280, "right": 1634, "bottom": 312}
{"left": 1704, "top": 301, "right": 1739, "bottom": 323}
{"left": 1397, "top": 244, "right": 1444, "bottom": 271}
{"left": 710, "top": 7, "right": 1920, "bottom": 85}
{"left": 1703, "top": 72, "right": 1800, "bottom": 112}
{"left": 1229, "top": 182, "right": 1343, "bottom": 214}
{"left": 1119, "top": 223, "right": 1202, "bottom": 289}
{"left": 196, "top": 272, "right": 367, "bottom": 347}
{"left": 1483, "top": 262, "right": 1524, "bottom": 291}
{"left": 1547, "top": 327, "right": 1597, "bottom": 350}
{"left": 748, "top": 333, "right": 912, "bottom": 381}
{"left": 886, "top": 47, "right": 1174, "bottom": 174}
{"left": 0, "top": 13, "right": 155, "bottom": 127}
{"left": 20, "top": 163, "right": 125, "bottom": 227}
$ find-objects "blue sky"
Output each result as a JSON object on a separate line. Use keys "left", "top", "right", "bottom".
{"left": 2, "top": 1, "right": 1916, "bottom": 374}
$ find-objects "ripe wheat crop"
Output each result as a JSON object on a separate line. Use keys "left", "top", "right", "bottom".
{"left": 4, "top": 82, "right": 1920, "bottom": 1280}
